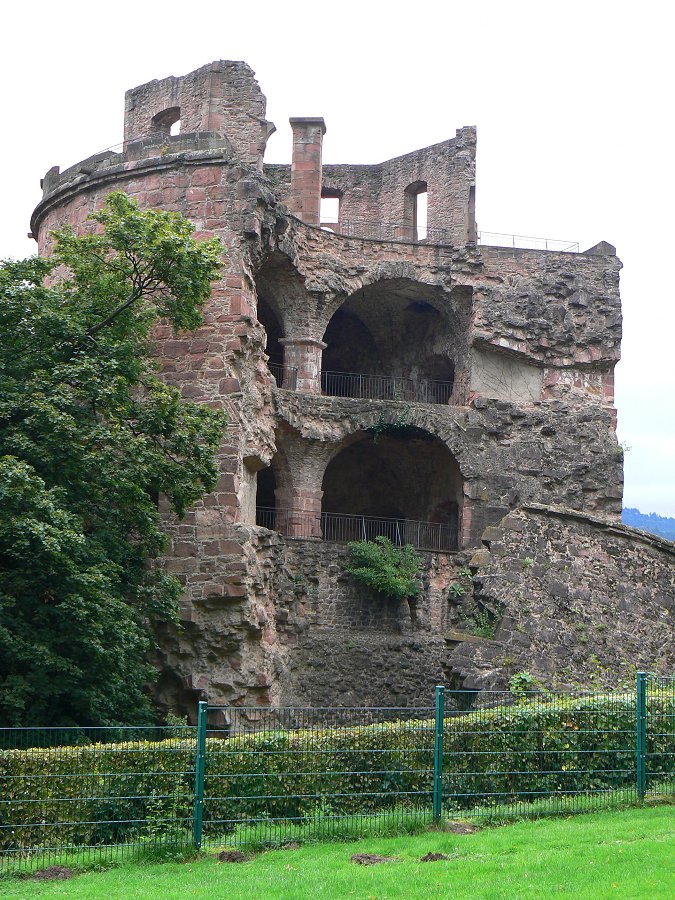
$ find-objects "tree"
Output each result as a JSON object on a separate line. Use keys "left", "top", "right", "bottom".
{"left": 0, "top": 193, "right": 225, "bottom": 726}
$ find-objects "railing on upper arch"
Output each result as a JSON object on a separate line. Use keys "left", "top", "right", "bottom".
{"left": 321, "top": 371, "right": 454, "bottom": 405}
{"left": 255, "top": 508, "right": 459, "bottom": 552}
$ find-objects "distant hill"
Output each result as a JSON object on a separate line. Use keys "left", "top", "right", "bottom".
{"left": 622, "top": 508, "right": 675, "bottom": 541}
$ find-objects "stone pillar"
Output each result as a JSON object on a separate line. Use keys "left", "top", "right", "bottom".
{"left": 280, "top": 337, "right": 326, "bottom": 394}
{"left": 288, "top": 117, "right": 326, "bottom": 225}
{"left": 275, "top": 487, "right": 323, "bottom": 539}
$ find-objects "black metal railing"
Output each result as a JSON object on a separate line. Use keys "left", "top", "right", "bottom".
{"left": 321, "top": 371, "right": 453, "bottom": 404}
{"left": 255, "top": 508, "right": 458, "bottom": 552}
{"left": 268, "top": 363, "right": 298, "bottom": 390}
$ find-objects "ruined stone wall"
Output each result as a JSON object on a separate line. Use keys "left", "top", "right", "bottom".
{"left": 273, "top": 391, "right": 623, "bottom": 543}
{"left": 123, "top": 61, "right": 274, "bottom": 168}
{"left": 476, "top": 246, "right": 621, "bottom": 366}
{"left": 28, "top": 60, "right": 644, "bottom": 717}
{"left": 154, "top": 502, "right": 674, "bottom": 715}
{"left": 268, "top": 128, "right": 475, "bottom": 245}
{"left": 153, "top": 528, "right": 473, "bottom": 713}
{"left": 271, "top": 540, "right": 470, "bottom": 708}
{"left": 450, "top": 506, "right": 675, "bottom": 690}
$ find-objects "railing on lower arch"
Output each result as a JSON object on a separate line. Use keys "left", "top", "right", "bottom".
{"left": 321, "top": 370, "right": 453, "bottom": 404}
{"left": 255, "top": 507, "right": 458, "bottom": 551}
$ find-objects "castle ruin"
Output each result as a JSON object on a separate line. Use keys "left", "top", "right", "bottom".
{"left": 30, "top": 62, "right": 674, "bottom": 716}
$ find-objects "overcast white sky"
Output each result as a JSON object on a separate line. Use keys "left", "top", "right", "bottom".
{"left": 2, "top": 0, "right": 673, "bottom": 515}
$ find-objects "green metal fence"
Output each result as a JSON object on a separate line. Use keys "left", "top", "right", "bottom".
{"left": 0, "top": 724, "right": 197, "bottom": 873}
{"left": 644, "top": 673, "right": 675, "bottom": 797}
{"left": 1, "top": 674, "right": 673, "bottom": 873}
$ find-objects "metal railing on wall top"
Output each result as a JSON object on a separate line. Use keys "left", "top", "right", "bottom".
{"left": 255, "top": 507, "right": 459, "bottom": 552}
{"left": 321, "top": 371, "right": 454, "bottom": 405}
{"left": 317, "top": 219, "right": 580, "bottom": 252}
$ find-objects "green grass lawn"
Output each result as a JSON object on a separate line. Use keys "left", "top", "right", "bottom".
{"left": 4, "top": 807, "right": 674, "bottom": 899}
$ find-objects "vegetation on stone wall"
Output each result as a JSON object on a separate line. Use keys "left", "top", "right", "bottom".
{"left": 343, "top": 537, "right": 421, "bottom": 601}
{"left": 0, "top": 193, "right": 225, "bottom": 727}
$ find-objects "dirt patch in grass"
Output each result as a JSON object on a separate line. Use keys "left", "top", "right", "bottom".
{"left": 350, "top": 853, "right": 397, "bottom": 866}
{"left": 420, "top": 852, "right": 449, "bottom": 862}
{"left": 445, "top": 821, "right": 478, "bottom": 834}
{"left": 29, "top": 866, "right": 73, "bottom": 881}
{"left": 218, "top": 850, "right": 247, "bottom": 863}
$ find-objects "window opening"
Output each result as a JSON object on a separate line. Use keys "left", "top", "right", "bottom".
{"left": 320, "top": 188, "right": 342, "bottom": 232}
{"left": 404, "top": 181, "right": 428, "bottom": 242}
{"left": 320, "top": 196, "right": 340, "bottom": 224}
{"left": 150, "top": 107, "right": 181, "bottom": 139}
{"left": 415, "top": 189, "right": 427, "bottom": 241}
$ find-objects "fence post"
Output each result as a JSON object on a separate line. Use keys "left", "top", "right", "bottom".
{"left": 433, "top": 685, "right": 445, "bottom": 822}
{"left": 636, "top": 672, "right": 647, "bottom": 801}
{"left": 192, "top": 700, "right": 208, "bottom": 849}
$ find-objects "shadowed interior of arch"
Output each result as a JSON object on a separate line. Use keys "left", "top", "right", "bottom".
{"left": 321, "top": 278, "right": 460, "bottom": 403}
{"left": 255, "top": 252, "right": 308, "bottom": 386}
{"left": 320, "top": 428, "right": 462, "bottom": 549}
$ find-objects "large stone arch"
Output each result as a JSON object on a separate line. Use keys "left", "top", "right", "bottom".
{"left": 321, "top": 426, "right": 464, "bottom": 550}
{"left": 319, "top": 276, "right": 471, "bottom": 404}
{"left": 317, "top": 262, "right": 450, "bottom": 335}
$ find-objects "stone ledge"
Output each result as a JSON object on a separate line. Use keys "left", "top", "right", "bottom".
{"left": 445, "top": 629, "right": 498, "bottom": 645}
{"left": 31, "top": 148, "right": 256, "bottom": 236}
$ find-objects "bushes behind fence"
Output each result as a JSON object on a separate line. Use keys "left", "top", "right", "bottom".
{"left": 1, "top": 692, "right": 673, "bottom": 851}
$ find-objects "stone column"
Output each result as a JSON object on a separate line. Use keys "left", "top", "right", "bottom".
{"left": 288, "top": 117, "right": 326, "bottom": 226}
{"left": 275, "top": 487, "right": 324, "bottom": 539}
{"left": 280, "top": 337, "right": 326, "bottom": 394}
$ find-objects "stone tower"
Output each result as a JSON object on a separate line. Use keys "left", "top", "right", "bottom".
{"left": 31, "top": 62, "right": 674, "bottom": 716}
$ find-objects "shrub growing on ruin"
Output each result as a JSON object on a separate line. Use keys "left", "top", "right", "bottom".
{"left": 344, "top": 537, "right": 421, "bottom": 601}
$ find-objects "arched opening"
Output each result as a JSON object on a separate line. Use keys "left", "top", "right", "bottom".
{"left": 255, "top": 252, "right": 310, "bottom": 390}
{"left": 150, "top": 107, "right": 181, "bottom": 139}
{"left": 255, "top": 464, "right": 277, "bottom": 528}
{"left": 404, "top": 180, "right": 428, "bottom": 242}
{"left": 321, "top": 428, "right": 462, "bottom": 550}
{"left": 321, "top": 279, "right": 464, "bottom": 404}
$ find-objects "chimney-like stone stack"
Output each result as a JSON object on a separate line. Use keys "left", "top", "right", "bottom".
{"left": 288, "top": 117, "right": 326, "bottom": 225}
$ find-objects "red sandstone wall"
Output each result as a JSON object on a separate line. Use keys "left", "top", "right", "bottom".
{"left": 32, "top": 152, "right": 278, "bottom": 626}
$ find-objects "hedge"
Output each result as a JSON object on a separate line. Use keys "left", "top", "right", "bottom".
{"left": 1, "top": 692, "right": 673, "bottom": 851}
